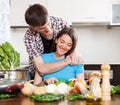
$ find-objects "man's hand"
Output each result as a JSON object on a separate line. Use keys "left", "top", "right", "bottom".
{"left": 44, "top": 77, "right": 58, "bottom": 84}
{"left": 66, "top": 51, "right": 84, "bottom": 65}
{"left": 64, "top": 55, "right": 72, "bottom": 64}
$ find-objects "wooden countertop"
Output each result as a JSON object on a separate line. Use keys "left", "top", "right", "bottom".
{"left": 0, "top": 94, "right": 120, "bottom": 105}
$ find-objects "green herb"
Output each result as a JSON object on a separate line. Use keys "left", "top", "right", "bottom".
{"left": 68, "top": 93, "right": 85, "bottom": 101}
{"left": 30, "top": 93, "right": 65, "bottom": 102}
{"left": 55, "top": 80, "right": 66, "bottom": 85}
{"left": 111, "top": 85, "right": 120, "bottom": 95}
{"left": 67, "top": 81, "right": 74, "bottom": 87}
{"left": 0, "top": 94, "right": 16, "bottom": 99}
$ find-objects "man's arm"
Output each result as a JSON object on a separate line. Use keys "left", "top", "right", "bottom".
{"left": 34, "top": 71, "right": 42, "bottom": 86}
{"left": 32, "top": 56, "right": 71, "bottom": 76}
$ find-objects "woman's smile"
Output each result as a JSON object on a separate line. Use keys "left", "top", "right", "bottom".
{"left": 55, "top": 34, "right": 73, "bottom": 58}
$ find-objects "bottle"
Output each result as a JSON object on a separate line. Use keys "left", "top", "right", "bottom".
{"left": 89, "top": 71, "right": 102, "bottom": 101}
{"left": 101, "top": 64, "right": 111, "bottom": 101}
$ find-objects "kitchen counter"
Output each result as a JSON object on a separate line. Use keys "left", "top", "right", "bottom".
{"left": 0, "top": 94, "right": 120, "bottom": 105}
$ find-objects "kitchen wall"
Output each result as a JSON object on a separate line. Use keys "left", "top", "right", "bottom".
{"left": 10, "top": 26, "right": 120, "bottom": 65}
{"left": 74, "top": 25, "right": 120, "bottom": 64}
{"left": 9, "top": 0, "right": 120, "bottom": 65}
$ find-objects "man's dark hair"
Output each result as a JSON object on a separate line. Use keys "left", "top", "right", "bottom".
{"left": 25, "top": 4, "right": 48, "bottom": 26}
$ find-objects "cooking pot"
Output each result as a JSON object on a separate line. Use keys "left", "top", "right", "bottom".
{"left": 0, "top": 69, "right": 28, "bottom": 94}
{"left": 0, "top": 69, "right": 29, "bottom": 80}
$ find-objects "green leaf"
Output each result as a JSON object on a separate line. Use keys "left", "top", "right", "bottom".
{"left": 0, "top": 47, "right": 5, "bottom": 57}
{"left": 1, "top": 56, "right": 11, "bottom": 70}
{"left": 30, "top": 93, "right": 65, "bottom": 102}
{"left": 0, "top": 94, "right": 16, "bottom": 99}
{"left": 0, "top": 41, "right": 20, "bottom": 70}
{"left": 68, "top": 93, "right": 85, "bottom": 101}
{"left": 67, "top": 81, "right": 74, "bottom": 87}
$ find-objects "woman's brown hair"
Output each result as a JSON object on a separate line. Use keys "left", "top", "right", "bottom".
{"left": 51, "top": 27, "right": 78, "bottom": 57}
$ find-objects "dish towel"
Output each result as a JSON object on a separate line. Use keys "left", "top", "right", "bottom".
{"left": 0, "top": 0, "right": 10, "bottom": 45}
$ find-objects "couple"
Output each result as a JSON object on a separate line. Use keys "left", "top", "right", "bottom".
{"left": 24, "top": 4, "right": 84, "bottom": 85}
{"left": 34, "top": 27, "right": 84, "bottom": 85}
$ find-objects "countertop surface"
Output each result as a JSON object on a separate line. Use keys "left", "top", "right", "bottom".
{"left": 0, "top": 94, "right": 120, "bottom": 105}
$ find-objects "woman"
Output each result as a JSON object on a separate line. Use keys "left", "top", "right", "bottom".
{"left": 34, "top": 27, "right": 84, "bottom": 85}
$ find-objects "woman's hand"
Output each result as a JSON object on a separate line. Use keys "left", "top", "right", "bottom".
{"left": 44, "top": 77, "right": 58, "bottom": 84}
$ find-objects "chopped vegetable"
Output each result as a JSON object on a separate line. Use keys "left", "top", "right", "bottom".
{"left": 0, "top": 94, "right": 16, "bottom": 99}
{"left": 0, "top": 42, "right": 20, "bottom": 70}
{"left": 67, "top": 81, "right": 74, "bottom": 87}
{"left": 111, "top": 85, "right": 120, "bottom": 95}
{"left": 55, "top": 80, "right": 66, "bottom": 85}
{"left": 30, "top": 93, "right": 65, "bottom": 102}
{"left": 68, "top": 93, "right": 85, "bottom": 101}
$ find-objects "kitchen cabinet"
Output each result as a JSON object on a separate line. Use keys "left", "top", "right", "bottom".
{"left": 10, "top": 0, "right": 47, "bottom": 27}
{"left": 69, "top": 0, "right": 111, "bottom": 24}
{"left": 47, "top": 0, "right": 68, "bottom": 18}
{"left": 10, "top": 0, "right": 110, "bottom": 27}
{"left": 46, "top": 0, "right": 71, "bottom": 24}
{"left": 111, "top": 3, "right": 120, "bottom": 25}
{"left": 47, "top": 0, "right": 110, "bottom": 24}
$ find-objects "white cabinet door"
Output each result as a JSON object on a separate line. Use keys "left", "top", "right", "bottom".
{"left": 10, "top": 0, "right": 110, "bottom": 26}
{"left": 68, "top": 0, "right": 110, "bottom": 23}
{"left": 46, "top": 0, "right": 71, "bottom": 24}
{"left": 10, "top": 0, "right": 47, "bottom": 26}
{"left": 47, "top": 0, "right": 68, "bottom": 18}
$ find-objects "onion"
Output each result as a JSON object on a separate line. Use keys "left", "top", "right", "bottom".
{"left": 21, "top": 82, "right": 35, "bottom": 96}
{"left": 74, "top": 80, "right": 88, "bottom": 94}
{"left": 46, "top": 84, "right": 57, "bottom": 94}
{"left": 56, "top": 83, "right": 68, "bottom": 94}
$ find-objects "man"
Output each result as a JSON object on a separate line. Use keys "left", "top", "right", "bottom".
{"left": 24, "top": 4, "right": 83, "bottom": 79}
